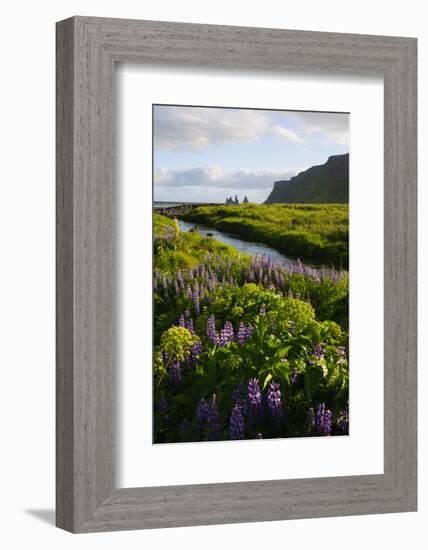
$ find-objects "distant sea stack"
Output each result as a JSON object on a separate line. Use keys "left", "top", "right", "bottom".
{"left": 264, "top": 153, "right": 349, "bottom": 204}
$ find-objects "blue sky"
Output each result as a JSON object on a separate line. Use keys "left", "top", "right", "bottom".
{"left": 153, "top": 105, "right": 349, "bottom": 203}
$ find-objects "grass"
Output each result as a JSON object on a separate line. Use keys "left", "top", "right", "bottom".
{"left": 180, "top": 203, "right": 349, "bottom": 268}
{"left": 154, "top": 212, "right": 243, "bottom": 274}
{"left": 153, "top": 211, "right": 349, "bottom": 443}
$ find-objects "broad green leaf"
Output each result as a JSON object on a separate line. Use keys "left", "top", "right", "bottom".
{"left": 263, "top": 373, "right": 273, "bottom": 389}
{"left": 304, "top": 366, "right": 324, "bottom": 400}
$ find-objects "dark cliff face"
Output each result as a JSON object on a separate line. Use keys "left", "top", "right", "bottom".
{"left": 264, "top": 153, "right": 349, "bottom": 204}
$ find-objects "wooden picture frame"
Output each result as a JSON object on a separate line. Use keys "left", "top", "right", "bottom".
{"left": 56, "top": 16, "right": 417, "bottom": 533}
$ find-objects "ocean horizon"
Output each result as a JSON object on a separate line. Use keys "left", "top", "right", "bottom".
{"left": 153, "top": 200, "right": 222, "bottom": 208}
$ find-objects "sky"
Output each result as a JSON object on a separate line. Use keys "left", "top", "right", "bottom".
{"left": 153, "top": 105, "right": 349, "bottom": 204}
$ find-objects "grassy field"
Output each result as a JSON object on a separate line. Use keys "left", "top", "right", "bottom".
{"left": 153, "top": 213, "right": 349, "bottom": 443}
{"left": 180, "top": 203, "right": 349, "bottom": 268}
{"left": 154, "top": 212, "right": 240, "bottom": 273}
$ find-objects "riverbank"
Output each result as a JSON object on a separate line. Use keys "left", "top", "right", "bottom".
{"left": 177, "top": 203, "right": 349, "bottom": 269}
{"left": 153, "top": 211, "right": 349, "bottom": 443}
{"left": 154, "top": 203, "right": 217, "bottom": 219}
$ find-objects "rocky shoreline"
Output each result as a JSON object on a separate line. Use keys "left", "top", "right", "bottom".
{"left": 155, "top": 203, "right": 216, "bottom": 218}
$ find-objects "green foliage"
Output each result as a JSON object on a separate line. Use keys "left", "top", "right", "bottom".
{"left": 153, "top": 208, "right": 349, "bottom": 443}
{"left": 154, "top": 212, "right": 240, "bottom": 274}
{"left": 160, "top": 326, "right": 199, "bottom": 362}
{"left": 181, "top": 203, "right": 349, "bottom": 268}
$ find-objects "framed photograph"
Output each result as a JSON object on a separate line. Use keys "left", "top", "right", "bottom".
{"left": 56, "top": 17, "right": 417, "bottom": 532}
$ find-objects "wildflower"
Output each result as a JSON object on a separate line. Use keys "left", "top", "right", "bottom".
{"left": 324, "top": 409, "right": 333, "bottom": 435}
{"left": 178, "top": 314, "right": 185, "bottom": 328}
{"left": 193, "top": 287, "right": 200, "bottom": 316}
{"left": 168, "top": 360, "right": 181, "bottom": 385}
{"left": 185, "top": 318, "right": 194, "bottom": 335}
{"left": 229, "top": 404, "right": 245, "bottom": 440}
{"left": 197, "top": 398, "right": 210, "bottom": 423}
{"left": 197, "top": 396, "right": 221, "bottom": 440}
{"left": 207, "top": 314, "right": 220, "bottom": 345}
{"left": 267, "top": 382, "right": 284, "bottom": 424}
{"left": 237, "top": 322, "right": 247, "bottom": 346}
{"left": 336, "top": 346, "right": 346, "bottom": 358}
{"left": 174, "top": 279, "right": 180, "bottom": 295}
{"left": 220, "top": 321, "right": 234, "bottom": 346}
{"left": 314, "top": 403, "right": 333, "bottom": 435}
{"left": 190, "top": 340, "right": 202, "bottom": 362}
{"left": 337, "top": 406, "right": 349, "bottom": 434}
{"left": 248, "top": 378, "right": 262, "bottom": 423}
{"left": 162, "top": 275, "right": 168, "bottom": 299}
{"left": 314, "top": 344, "right": 324, "bottom": 359}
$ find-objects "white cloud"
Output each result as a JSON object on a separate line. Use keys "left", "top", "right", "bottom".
{"left": 269, "top": 125, "right": 303, "bottom": 143}
{"left": 285, "top": 111, "right": 349, "bottom": 146}
{"left": 154, "top": 164, "right": 297, "bottom": 191}
{"left": 153, "top": 106, "right": 303, "bottom": 151}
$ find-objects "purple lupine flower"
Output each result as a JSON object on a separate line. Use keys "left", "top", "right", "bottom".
{"left": 178, "top": 314, "right": 185, "bottom": 328}
{"left": 168, "top": 360, "right": 182, "bottom": 385}
{"left": 229, "top": 404, "right": 245, "bottom": 440}
{"left": 259, "top": 305, "right": 266, "bottom": 316}
{"left": 324, "top": 409, "right": 333, "bottom": 435}
{"left": 267, "top": 382, "right": 284, "bottom": 424}
{"left": 314, "top": 403, "right": 333, "bottom": 435}
{"left": 184, "top": 308, "right": 191, "bottom": 319}
{"left": 197, "top": 396, "right": 221, "bottom": 440}
{"left": 186, "top": 284, "right": 193, "bottom": 300}
{"left": 314, "top": 403, "right": 325, "bottom": 433}
{"left": 336, "top": 346, "right": 347, "bottom": 358}
{"left": 193, "top": 287, "right": 200, "bottom": 316}
{"left": 231, "top": 382, "right": 246, "bottom": 408}
{"left": 162, "top": 275, "right": 168, "bottom": 299}
{"left": 237, "top": 322, "right": 247, "bottom": 346}
{"left": 220, "top": 321, "right": 234, "bottom": 346}
{"left": 245, "top": 324, "right": 254, "bottom": 340}
{"left": 174, "top": 279, "right": 180, "bottom": 295}
{"left": 197, "top": 398, "right": 210, "bottom": 423}
{"left": 207, "top": 314, "right": 220, "bottom": 345}
{"left": 185, "top": 318, "right": 194, "bottom": 335}
{"left": 338, "top": 406, "right": 349, "bottom": 434}
{"left": 177, "top": 270, "right": 184, "bottom": 289}
{"left": 306, "top": 407, "right": 315, "bottom": 428}
{"left": 247, "top": 378, "right": 262, "bottom": 423}
{"left": 190, "top": 340, "right": 202, "bottom": 362}
{"left": 314, "top": 344, "right": 324, "bottom": 359}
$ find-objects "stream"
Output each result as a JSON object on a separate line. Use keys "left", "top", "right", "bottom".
{"left": 178, "top": 219, "right": 343, "bottom": 275}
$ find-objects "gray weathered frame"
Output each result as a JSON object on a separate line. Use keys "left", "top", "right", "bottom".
{"left": 56, "top": 16, "right": 417, "bottom": 533}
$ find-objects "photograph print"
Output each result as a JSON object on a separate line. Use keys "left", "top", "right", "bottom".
{"left": 153, "top": 104, "right": 349, "bottom": 444}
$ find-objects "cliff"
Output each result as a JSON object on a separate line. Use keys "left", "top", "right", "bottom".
{"left": 264, "top": 153, "right": 349, "bottom": 204}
